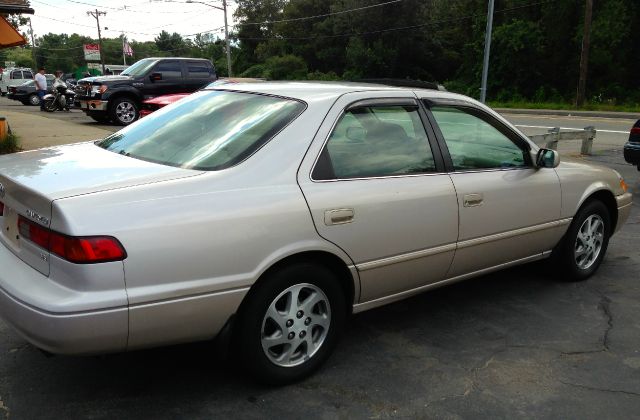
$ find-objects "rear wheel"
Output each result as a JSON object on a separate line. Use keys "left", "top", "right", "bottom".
{"left": 43, "top": 98, "right": 56, "bottom": 112}
{"left": 109, "top": 97, "right": 139, "bottom": 125}
{"left": 556, "top": 200, "right": 611, "bottom": 281}
{"left": 235, "top": 262, "right": 346, "bottom": 385}
{"left": 28, "top": 93, "right": 40, "bottom": 106}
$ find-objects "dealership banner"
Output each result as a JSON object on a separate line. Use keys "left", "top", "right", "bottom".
{"left": 83, "top": 44, "right": 101, "bottom": 61}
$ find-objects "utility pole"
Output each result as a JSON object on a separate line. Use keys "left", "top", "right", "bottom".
{"left": 222, "top": 0, "right": 232, "bottom": 77}
{"left": 185, "top": 0, "right": 232, "bottom": 76}
{"left": 28, "top": 18, "right": 36, "bottom": 68}
{"left": 576, "top": 0, "right": 593, "bottom": 108}
{"left": 480, "top": 0, "right": 495, "bottom": 103}
{"left": 87, "top": 9, "right": 107, "bottom": 75}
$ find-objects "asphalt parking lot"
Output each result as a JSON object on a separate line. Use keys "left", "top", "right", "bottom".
{"left": 0, "top": 101, "right": 639, "bottom": 419}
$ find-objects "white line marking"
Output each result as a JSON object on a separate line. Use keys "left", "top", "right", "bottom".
{"left": 514, "top": 124, "right": 629, "bottom": 134}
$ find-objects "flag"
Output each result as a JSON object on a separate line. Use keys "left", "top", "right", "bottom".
{"left": 123, "top": 39, "right": 133, "bottom": 56}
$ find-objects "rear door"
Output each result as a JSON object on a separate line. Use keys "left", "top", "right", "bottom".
{"left": 297, "top": 91, "right": 459, "bottom": 304}
{"left": 184, "top": 60, "right": 215, "bottom": 92}
{"left": 422, "top": 100, "right": 564, "bottom": 277}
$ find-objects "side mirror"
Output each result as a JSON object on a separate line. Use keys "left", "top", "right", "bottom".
{"left": 150, "top": 72, "right": 162, "bottom": 82}
{"left": 534, "top": 148, "right": 560, "bottom": 168}
{"left": 346, "top": 126, "right": 365, "bottom": 142}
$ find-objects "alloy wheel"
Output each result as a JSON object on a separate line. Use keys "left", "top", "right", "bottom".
{"left": 260, "top": 283, "right": 331, "bottom": 368}
{"left": 115, "top": 101, "right": 136, "bottom": 123}
{"left": 574, "top": 214, "right": 604, "bottom": 270}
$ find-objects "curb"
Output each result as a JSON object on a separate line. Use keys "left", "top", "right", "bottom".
{"left": 494, "top": 108, "right": 640, "bottom": 120}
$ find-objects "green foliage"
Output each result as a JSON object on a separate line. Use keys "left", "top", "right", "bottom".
{"left": 263, "top": 55, "right": 308, "bottom": 79}
{"left": 0, "top": 133, "right": 21, "bottom": 155}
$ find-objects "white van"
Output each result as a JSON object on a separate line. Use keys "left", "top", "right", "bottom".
{"left": 0, "top": 68, "right": 35, "bottom": 96}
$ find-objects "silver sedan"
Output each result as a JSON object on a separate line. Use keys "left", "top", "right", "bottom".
{"left": 0, "top": 82, "right": 632, "bottom": 384}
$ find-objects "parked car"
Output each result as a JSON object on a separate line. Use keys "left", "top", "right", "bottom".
{"left": 0, "top": 82, "right": 632, "bottom": 384}
{"left": 623, "top": 119, "right": 640, "bottom": 170}
{"left": 0, "top": 67, "right": 34, "bottom": 96}
{"left": 139, "top": 78, "right": 265, "bottom": 117}
{"left": 6, "top": 75, "right": 55, "bottom": 106}
{"left": 75, "top": 57, "right": 216, "bottom": 125}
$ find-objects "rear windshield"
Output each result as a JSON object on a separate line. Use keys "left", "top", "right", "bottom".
{"left": 97, "top": 90, "right": 305, "bottom": 170}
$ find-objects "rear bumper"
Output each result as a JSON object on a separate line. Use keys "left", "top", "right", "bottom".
{"left": 623, "top": 142, "right": 640, "bottom": 165}
{"left": 0, "top": 242, "right": 127, "bottom": 355}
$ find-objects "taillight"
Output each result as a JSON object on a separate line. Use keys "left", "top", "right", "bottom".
{"left": 630, "top": 127, "right": 640, "bottom": 135}
{"left": 18, "top": 216, "right": 126, "bottom": 264}
{"left": 0, "top": 201, "right": 4, "bottom": 216}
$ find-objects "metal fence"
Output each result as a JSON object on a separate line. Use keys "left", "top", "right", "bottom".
{"left": 528, "top": 126, "right": 596, "bottom": 155}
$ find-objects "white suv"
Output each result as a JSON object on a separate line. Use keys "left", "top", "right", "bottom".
{"left": 0, "top": 68, "right": 35, "bottom": 96}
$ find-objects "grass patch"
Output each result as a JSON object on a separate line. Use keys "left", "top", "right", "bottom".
{"left": 0, "top": 133, "right": 21, "bottom": 154}
{"left": 488, "top": 101, "right": 640, "bottom": 113}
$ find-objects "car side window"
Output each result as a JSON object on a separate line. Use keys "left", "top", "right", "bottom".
{"left": 430, "top": 106, "right": 527, "bottom": 171}
{"left": 187, "top": 61, "right": 212, "bottom": 78}
{"left": 23, "top": 71, "right": 33, "bottom": 79}
{"left": 314, "top": 105, "right": 436, "bottom": 180}
{"left": 153, "top": 61, "right": 182, "bottom": 80}
{"left": 11, "top": 71, "right": 21, "bottom": 79}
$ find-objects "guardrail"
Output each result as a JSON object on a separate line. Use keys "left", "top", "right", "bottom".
{"left": 528, "top": 126, "right": 596, "bottom": 155}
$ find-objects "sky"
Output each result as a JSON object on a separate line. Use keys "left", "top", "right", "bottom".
{"left": 23, "top": 0, "right": 238, "bottom": 43}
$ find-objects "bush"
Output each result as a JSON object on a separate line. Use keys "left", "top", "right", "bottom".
{"left": 306, "top": 70, "right": 340, "bottom": 81}
{"left": 264, "top": 55, "right": 308, "bottom": 80}
{"left": 0, "top": 133, "right": 20, "bottom": 154}
{"left": 240, "top": 64, "right": 267, "bottom": 78}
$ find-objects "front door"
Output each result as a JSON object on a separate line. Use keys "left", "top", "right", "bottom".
{"left": 424, "top": 102, "right": 564, "bottom": 277}
{"left": 297, "top": 92, "right": 459, "bottom": 304}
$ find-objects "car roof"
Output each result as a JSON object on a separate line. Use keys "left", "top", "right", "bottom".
{"left": 206, "top": 80, "right": 471, "bottom": 103}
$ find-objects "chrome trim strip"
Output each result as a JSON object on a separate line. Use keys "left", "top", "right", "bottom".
{"left": 357, "top": 243, "right": 457, "bottom": 272}
{"left": 457, "top": 218, "right": 572, "bottom": 250}
{"left": 128, "top": 286, "right": 251, "bottom": 309}
{"left": 353, "top": 251, "right": 552, "bottom": 313}
{"left": 354, "top": 219, "right": 570, "bottom": 272}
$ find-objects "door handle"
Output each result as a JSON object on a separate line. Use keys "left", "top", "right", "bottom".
{"left": 463, "top": 193, "right": 484, "bottom": 207}
{"left": 324, "top": 208, "right": 354, "bottom": 225}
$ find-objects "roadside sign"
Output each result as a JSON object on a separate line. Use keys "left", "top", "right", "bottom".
{"left": 4, "top": 61, "right": 15, "bottom": 68}
{"left": 83, "top": 44, "right": 101, "bottom": 61}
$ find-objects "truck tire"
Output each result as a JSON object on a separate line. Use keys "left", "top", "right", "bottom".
{"left": 110, "top": 97, "right": 139, "bottom": 126}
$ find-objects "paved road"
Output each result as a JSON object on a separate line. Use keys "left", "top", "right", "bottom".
{"left": 1, "top": 100, "right": 639, "bottom": 419}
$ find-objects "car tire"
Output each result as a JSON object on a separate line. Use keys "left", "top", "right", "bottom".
{"left": 28, "top": 93, "right": 40, "bottom": 106}
{"left": 556, "top": 200, "right": 611, "bottom": 281}
{"left": 43, "top": 98, "right": 56, "bottom": 112}
{"left": 234, "top": 261, "right": 346, "bottom": 385}
{"left": 110, "top": 97, "right": 139, "bottom": 126}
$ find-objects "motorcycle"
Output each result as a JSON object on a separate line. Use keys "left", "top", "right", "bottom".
{"left": 43, "top": 79, "right": 75, "bottom": 112}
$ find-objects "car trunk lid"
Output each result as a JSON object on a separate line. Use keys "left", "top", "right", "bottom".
{"left": 0, "top": 141, "right": 199, "bottom": 275}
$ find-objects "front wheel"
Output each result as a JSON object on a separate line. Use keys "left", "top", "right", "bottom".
{"left": 109, "top": 97, "right": 139, "bottom": 126}
{"left": 556, "top": 200, "right": 611, "bottom": 281}
{"left": 235, "top": 262, "right": 346, "bottom": 385}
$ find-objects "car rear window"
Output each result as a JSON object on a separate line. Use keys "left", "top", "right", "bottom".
{"left": 97, "top": 90, "right": 305, "bottom": 171}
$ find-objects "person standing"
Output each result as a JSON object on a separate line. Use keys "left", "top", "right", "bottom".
{"left": 34, "top": 67, "right": 47, "bottom": 111}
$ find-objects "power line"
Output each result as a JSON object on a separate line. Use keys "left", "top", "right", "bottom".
{"left": 237, "top": 0, "right": 403, "bottom": 26}
{"left": 235, "top": 0, "right": 555, "bottom": 40}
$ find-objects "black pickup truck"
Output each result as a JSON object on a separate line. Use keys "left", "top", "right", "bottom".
{"left": 75, "top": 57, "right": 216, "bottom": 125}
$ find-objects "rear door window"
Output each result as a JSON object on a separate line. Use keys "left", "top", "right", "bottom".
{"left": 153, "top": 61, "right": 182, "bottom": 80}
{"left": 187, "top": 61, "right": 212, "bottom": 78}
{"left": 313, "top": 105, "right": 436, "bottom": 179}
{"left": 10, "top": 71, "right": 22, "bottom": 79}
{"left": 23, "top": 71, "right": 34, "bottom": 79}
